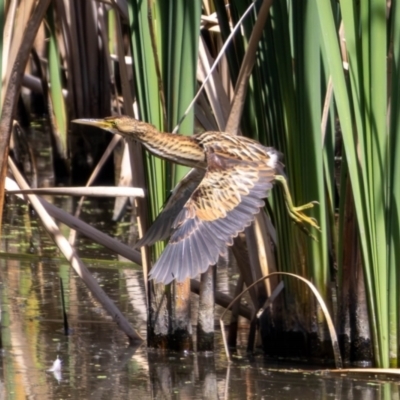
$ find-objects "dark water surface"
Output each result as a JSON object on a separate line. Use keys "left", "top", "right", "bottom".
{"left": 2, "top": 256, "right": 399, "bottom": 400}
{"left": 1, "top": 194, "right": 399, "bottom": 399}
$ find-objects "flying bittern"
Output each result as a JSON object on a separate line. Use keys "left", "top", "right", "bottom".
{"left": 73, "top": 116, "right": 319, "bottom": 284}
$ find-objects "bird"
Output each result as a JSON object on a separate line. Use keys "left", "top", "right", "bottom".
{"left": 73, "top": 116, "right": 319, "bottom": 284}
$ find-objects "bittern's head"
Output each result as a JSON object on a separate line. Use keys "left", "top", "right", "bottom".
{"left": 72, "top": 116, "right": 156, "bottom": 139}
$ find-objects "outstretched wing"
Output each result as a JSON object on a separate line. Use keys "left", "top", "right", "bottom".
{"left": 135, "top": 168, "right": 205, "bottom": 247}
{"left": 149, "top": 152, "right": 276, "bottom": 284}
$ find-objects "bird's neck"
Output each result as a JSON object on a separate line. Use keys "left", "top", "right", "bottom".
{"left": 135, "top": 129, "right": 206, "bottom": 168}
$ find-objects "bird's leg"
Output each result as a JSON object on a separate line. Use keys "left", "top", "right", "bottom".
{"left": 274, "top": 175, "right": 320, "bottom": 234}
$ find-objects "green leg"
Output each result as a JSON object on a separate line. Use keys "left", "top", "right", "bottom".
{"left": 274, "top": 175, "right": 320, "bottom": 235}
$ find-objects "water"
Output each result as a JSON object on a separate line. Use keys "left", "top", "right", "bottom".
{"left": 1, "top": 179, "right": 400, "bottom": 399}
{"left": 1, "top": 254, "right": 399, "bottom": 400}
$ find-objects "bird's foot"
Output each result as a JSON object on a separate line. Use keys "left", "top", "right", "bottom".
{"left": 286, "top": 201, "right": 320, "bottom": 240}
{"left": 275, "top": 175, "right": 320, "bottom": 240}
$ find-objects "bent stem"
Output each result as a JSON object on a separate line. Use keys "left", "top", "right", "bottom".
{"left": 220, "top": 271, "right": 342, "bottom": 369}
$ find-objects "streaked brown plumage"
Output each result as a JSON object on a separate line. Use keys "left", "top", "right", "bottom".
{"left": 73, "top": 116, "right": 319, "bottom": 284}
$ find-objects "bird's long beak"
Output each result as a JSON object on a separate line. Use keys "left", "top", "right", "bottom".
{"left": 72, "top": 118, "right": 115, "bottom": 133}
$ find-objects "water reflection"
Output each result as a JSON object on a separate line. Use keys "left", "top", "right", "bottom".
{"left": 1, "top": 258, "right": 399, "bottom": 399}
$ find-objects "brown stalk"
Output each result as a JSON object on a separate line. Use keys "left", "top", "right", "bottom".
{"left": 67, "top": 2, "right": 84, "bottom": 116}
{"left": 197, "top": 36, "right": 231, "bottom": 131}
{"left": 197, "top": 266, "right": 215, "bottom": 351}
{"left": 222, "top": 0, "right": 275, "bottom": 316}
{"left": 0, "top": 0, "right": 52, "bottom": 231}
{"left": 225, "top": 0, "right": 274, "bottom": 134}
{"left": 190, "top": 279, "right": 252, "bottom": 320}
{"left": 227, "top": 275, "right": 244, "bottom": 348}
{"left": 1, "top": 0, "right": 36, "bottom": 107}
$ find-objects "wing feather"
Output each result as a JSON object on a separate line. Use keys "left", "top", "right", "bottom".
{"left": 135, "top": 168, "right": 205, "bottom": 248}
{"left": 149, "top": 152, "right": 276, "bottom": 284}
{"left": 188, "top": 235, "right": 202, "bottom": 278}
